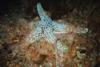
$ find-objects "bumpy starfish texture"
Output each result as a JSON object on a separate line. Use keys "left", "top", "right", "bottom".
{"left": 25, "top": 3, "right": 89, "bottom": 66}
{"left": 26, "top": 3, "right": 65, "bottom": 44}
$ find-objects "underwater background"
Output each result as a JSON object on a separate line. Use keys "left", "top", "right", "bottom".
{"left": 0, "top": 0, "right": 100, "bottom": 67}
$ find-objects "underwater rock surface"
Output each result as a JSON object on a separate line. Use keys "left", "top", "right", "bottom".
{"left": 0, "top": 0, "right": 99, "bottom": 67}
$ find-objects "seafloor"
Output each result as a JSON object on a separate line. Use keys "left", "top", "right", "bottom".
{"left": 0, "top": 0, "right": 100, "bottom": 67}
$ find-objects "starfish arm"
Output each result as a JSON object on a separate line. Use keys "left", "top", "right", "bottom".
{"left": 52, "top": 21, "right": 65, "bottom": 31}
{"left": 37, "top": 3, "right": 52, "bottom": 21}
{"left": 44, "top": 28, "right": 56, "bottom": 44}
{"left": 56, "top": 41, "right": 64, "bottom": 55}
{"left": 26, "top": 24, "right": 43, "bottom": 44}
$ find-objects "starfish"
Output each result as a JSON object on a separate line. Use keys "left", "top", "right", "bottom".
{"left": 26, "top": 3, "right": 66, "bottom": 44}
{"left": 25, "top": 3, "right": 89, "bottom": 66}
